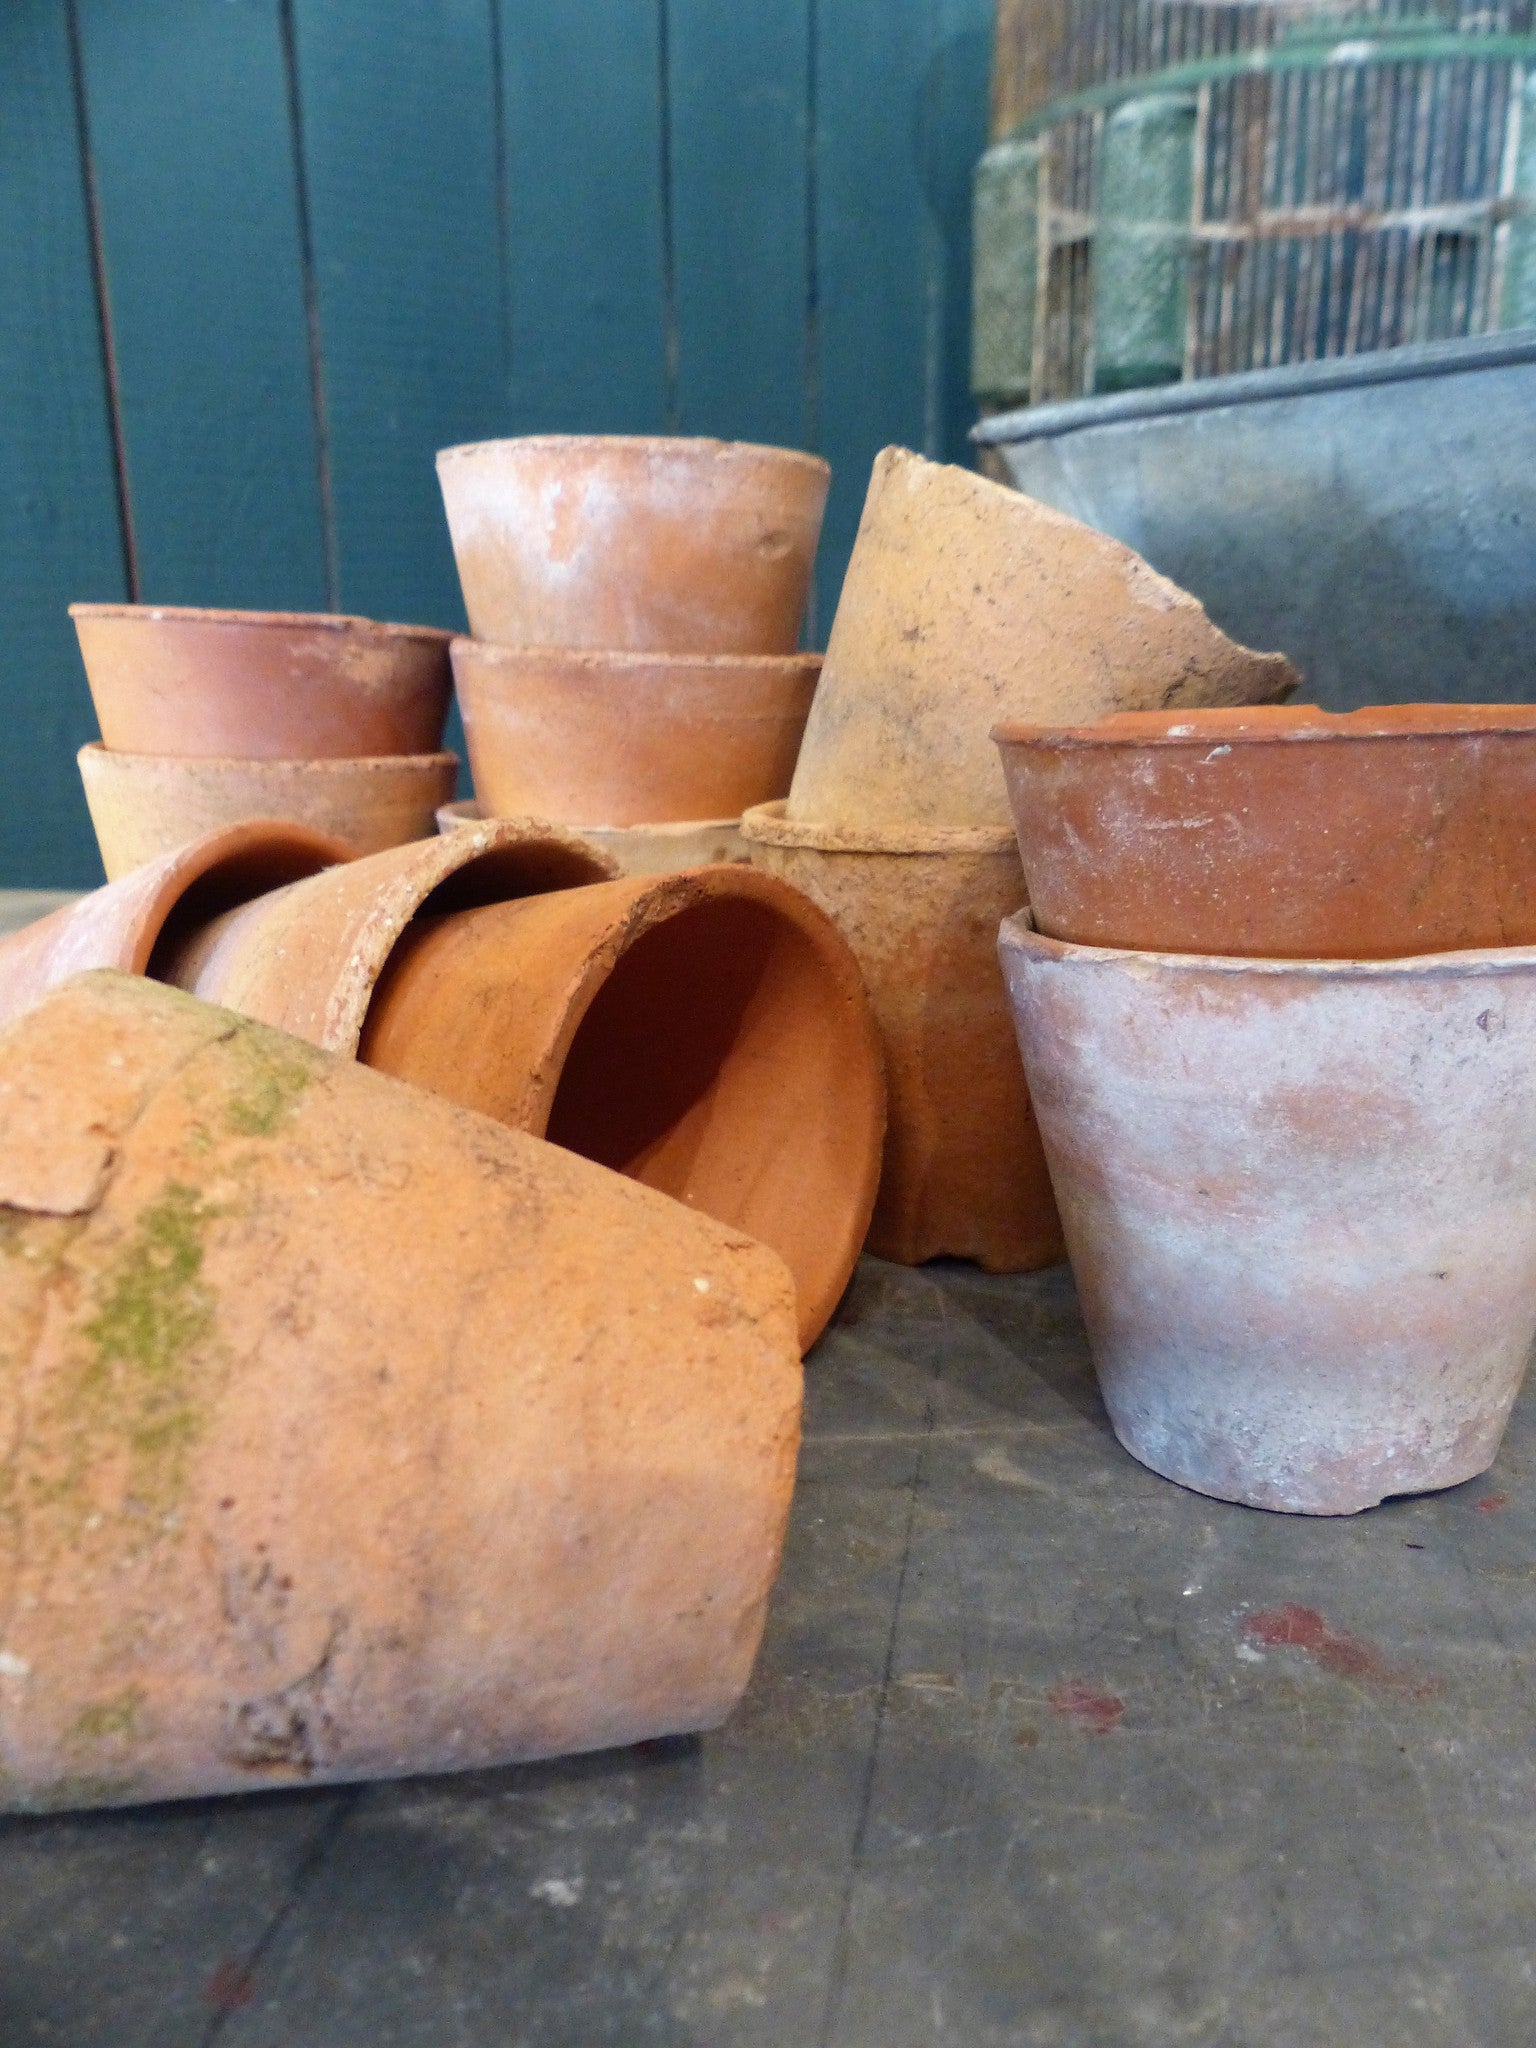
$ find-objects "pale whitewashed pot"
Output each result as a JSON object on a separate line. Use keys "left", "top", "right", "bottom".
{"left": 998, "top": 915, "right": 1536, "bottom": 1514}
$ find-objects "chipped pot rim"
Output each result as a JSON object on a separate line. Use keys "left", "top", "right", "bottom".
{"left": 438, "top": 799, "right": 742, "bottom": 839}
{"left": 740, "top": 801, "right": 1020, "bottom": 857}
{"left": 999, "top": 911, "right": 1536, "bottom": 981}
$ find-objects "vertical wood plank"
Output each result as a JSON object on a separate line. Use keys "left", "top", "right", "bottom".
{"left": 0, "top": 3, "right": 126, "bottom": 885}
{"left": 73, "top": 0, "right": 329, "bottom": 609}
{"left": 290, "top": 0, "right": 507, "bottom": 631}
{"left": 814, "top": 0, "right": 995, "bottom": 631}
{"left": 667, "top": 0, "right": 812, "bottom": 451}
{"left": 499, "top": 0, "right": 671, "bottom": 433}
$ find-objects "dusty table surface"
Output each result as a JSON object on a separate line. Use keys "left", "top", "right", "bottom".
{"left": 1, "top": 1249, "right": 1533, "bottom": 2048}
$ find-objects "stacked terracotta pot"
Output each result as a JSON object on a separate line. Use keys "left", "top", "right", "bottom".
{"left": 435, "top": 435, "right": 829, "bottom": 876}
{"left": 71, "top": 603, "right": 461, "bottom": 878}
{"left": 995, "top": 702, "right": 1536, "bottom": 1515}
{"left": 743, "top": 447, "right": 1299, "bottom": 1273}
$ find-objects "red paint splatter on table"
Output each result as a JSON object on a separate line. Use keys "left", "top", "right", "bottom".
{"left": 1475, "top": 1493, "right": 1510, "bottom": 1514}
{"left": 204, "top": 1959, "right": 256, "bottom": 2014}
{"left": 1048, "top": 1680, "right": 1125, "bottom": 1734}
{"left": 1243, "top": 1603, "right": 1438, "bottom": 1700}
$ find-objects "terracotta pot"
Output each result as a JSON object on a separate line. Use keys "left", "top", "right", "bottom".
{"left": 785, "top": 447, "right": 1298, "bottom": 834}
{"left": 0, "top": 971, "right": 801, "bottom": 1810}
{"left": 70, "top": 604, "right": 453, "bottom": 759}
{"left": 157, "top": 821, "right": 619, "bottom": 1053}
{"left": 998, "top": 915, "right": 1536, "bottom": 1514}
{"left": 79, "top": 743, "right": 458, "bottom": 879}
{"left": 0, "top": 820, "right": 354, "bottom": 1034}
{"left": 995, "top": 702, "right": 1536, "bottom": 959}
{"left": 438, "top": 799, "right": 750, "bottom": 874}
{"left": 741, "top": 802, "right": 1063, "bottom": 1273}
{"left": 436, "top": 435, "right": 829, "bottom": 654}
{"left": 353, "top": 866, "right": 884, "bottom": 1351}
{"left": 451, "top": 639, "right": 819, "bottom": 828}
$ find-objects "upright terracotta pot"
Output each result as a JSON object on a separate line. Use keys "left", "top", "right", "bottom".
{"left": 0, "top": 972, "right": 801, "bottom": 1810}
{"left": 438, "top": 799, "right": 750, "bottom": 875}
{"left": 741, "top": 802, "right": 1063, "bottom": 1273}
{"left": 0, "top": 820, "right": 353, "bottom": 1033}
{"left": 995, "top": 702, "right": 1536, "bottom": 958}
{"left": 784, "top": 448, "right": 1298, "bottom": 834}
{"left": 70, "top": 604, "right": 453, "bottom": 759}
{"left": 158, "top": 821, "right": 618, "bottom": 1051}
{"left": 451, "top": 640, "right": 820, "bottom": 827}
{"left": 435, "top": 435, "right": 829, "bottom": 653}
{"left": 999, "top": 915, "right": 1536, "bottom": 1514}
{"left": 79, "top": 743, "right": 458, "bottom": 879}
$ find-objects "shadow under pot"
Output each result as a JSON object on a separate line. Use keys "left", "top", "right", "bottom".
{"left": 435, "top": 434, "right": 829, "bottom": 654}
{"left": 998, "top": 915, "right": 1536, "bottom": 1514}
{"left": 994, "top": 703, "right": 1536, "bottom": 958}
{"left": 451, "top": 640, "right": 820, "bottom": 828}
{"left": 70, "top": 603, "right": 453, "bottom": 759}
{"left": 0, "top": 973, "right": 802, "bottom": 1809}
{"left": 160, "top": 840, "right": 886, "bottom": 1353}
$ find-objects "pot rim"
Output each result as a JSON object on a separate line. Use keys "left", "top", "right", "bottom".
{"left": 999, "top": 910, "right": 1536, "bottom": 981}
{"left": 435, "top": 433, "right": 830, "bottom": 476}
{"left": 741, "top": 800, "right": 1019, "bottom": 858}
{"left": 79, "top": 742, "right": 459, "bottom": 776}
{"left": 450, "top": 639, "right": 822, "bottom": 679}
{"left": 439, "top": 799, "right": 741, "bottom": 837}
{"left": 68, "top": 603, "right": 453, "bottom": 646}
{"left": 991, "top": 704, "right": 1536, "bottom": 749}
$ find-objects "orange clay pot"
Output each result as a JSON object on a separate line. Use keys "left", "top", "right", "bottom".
{"left": 451, "top": 639, "right": 819, "bottom": 827}
{"left": 785, "top": 448, "right": 1298, "bottom": 834}
{"left": 352, "top": 867, "right": 883, "bottom": 1351}
{"left": 995, "top": 703, "right": 1536, "bottom": 958}
{"left": 79, "top": 743, "right": 458, "bottom": 879}
{"left": 740, "top": 801, "right": 1064, "bottom": 1273}
{"left": 156, "top": 821, "right": 618, "bottom": 1049}
{"left": 0, "top": 820, "right": 354, "bottom": 1034}
{"left": 437, "top": 799, "right": 750, "bottom": 875}
{"left": 436, "top": 435, "right": 829, "bottom": 654}
{"left": 70, "top": 604, "right": 453, "bottom": 759}
{"left": 0, "top": 971, "right": 801, "bottom": 1810}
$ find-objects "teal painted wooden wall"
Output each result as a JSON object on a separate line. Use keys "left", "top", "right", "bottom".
{"left": 0, "top": 0, "right": 994, "bottom": 886}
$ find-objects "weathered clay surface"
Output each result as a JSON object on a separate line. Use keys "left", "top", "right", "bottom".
{"left": 0, "top": 821, "right": 354, "bottom": 1034}
{"left": 999, "top": 916, "right": 1536, "bottom": 1513}
{"left": 79, "top": 744, "right": 457, "bottom": 879}
{"left": 436, "top": 435, "right": 828, "bottom": 653}
{"left": 0, "top": 972, "right": 802, "bottom": 1809}
{"left": 357, "top": 866, "right": 886, "bottom": 1351}
{"left": 741, "top": 802, "right": 1063, "bottom": 1273}
{"left": 786, "top": 448, "right": 1298, "bottom": 833}
{"left": 996, "top": 702, "right": 1536, "bottom": 958}
{"left": 438, "top": 800, "right": 750, "bottom": 874}
{"left": 158, "top": 822, "right": 617, "bottom": 1054}
{"left": 71, "top": 605, "right": 453, "bottom": 760}
{"left": 451, "top": 639, "right": 819, "bottom": 827}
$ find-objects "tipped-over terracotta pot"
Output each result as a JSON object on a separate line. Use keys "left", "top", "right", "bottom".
{"left": 995, "top": 703, "right": 1536, "bottom": 958}
{"left": 79, "top": 743, "right": 458, "bottom": 879}
{"left": 0, "top": 972, "right": 801, "bottom": 1810}
{"left": 785, "top": 448, "right": 1298, "bottom": 834}
{"left": 999, "top": 915, "right": 1536, "bottom": 1514}
{"left": 438, "top": 799, "right": 749, "bottom": 874}
{"left": 0, "top": 820, "right": 354, "bottom": 1033}
{"left": 741, "top": 802, "right": 1063, "bottom": 1273}
{"left": 436, "top": 435, "right": 829, "bottom": 654}
{"left": 157, "top": 821, "right": 618, "bottom": 1050}
{"left": 70, "top": 604, "right": 453, "bottom": 759}
{"left": 452, "top": 640, "right": 819, "bottom": 828}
